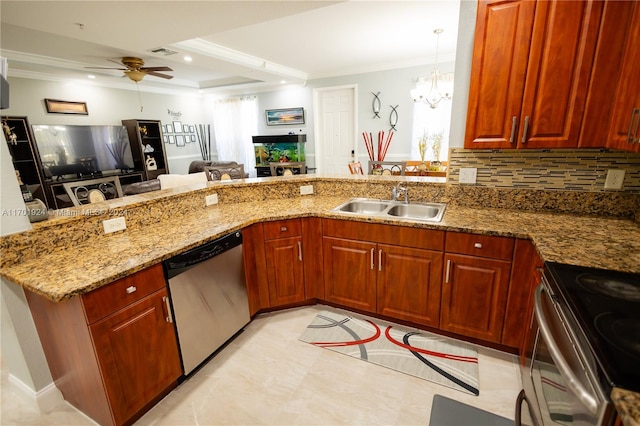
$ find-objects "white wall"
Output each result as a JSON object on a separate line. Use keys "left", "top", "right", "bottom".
{"left": 240, "top": 61, "right": 455, "bottom": 168}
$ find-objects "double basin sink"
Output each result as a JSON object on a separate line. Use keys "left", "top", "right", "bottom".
{"left": 332, "top": 198, "right": 446, "bottom": 223}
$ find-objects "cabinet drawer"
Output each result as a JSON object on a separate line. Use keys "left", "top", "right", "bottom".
{"left": 445, "top": 232, "right": 514, "bottom": 260}
{"left": 82, "top": 263, "right": 166, "bottom": 324}
{"left": 263, "top": 219, "right": 302, "bottom": 240}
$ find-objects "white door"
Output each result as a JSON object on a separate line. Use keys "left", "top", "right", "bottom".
{"left": 313, "top": 85, "right": 357, "bottom": 175}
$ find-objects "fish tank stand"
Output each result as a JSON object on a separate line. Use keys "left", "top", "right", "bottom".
{"left": 252, "top": 134, "right": 306, "bottom": 177}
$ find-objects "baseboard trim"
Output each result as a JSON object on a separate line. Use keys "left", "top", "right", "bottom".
{"left": 8, "top": 374, "right": 63, "bottom": 413}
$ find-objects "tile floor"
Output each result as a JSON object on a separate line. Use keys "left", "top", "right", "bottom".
{"left": 1, "top": 305, "right": 526, "bottom": 425}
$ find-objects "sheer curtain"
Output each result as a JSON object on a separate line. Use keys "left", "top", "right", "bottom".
{"left": 212, "top": 96, "right": 258, "bottom": 177}
{"left": 411, "top": 101, "right": 452, "bottom": 162}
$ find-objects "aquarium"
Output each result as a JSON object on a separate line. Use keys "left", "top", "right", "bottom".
{"left": 252, "top": 134, "right": 306, "bottom": 167}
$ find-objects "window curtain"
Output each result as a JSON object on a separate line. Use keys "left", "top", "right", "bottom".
{"left": 410, "top": 100, "right": 452, "bottom": 163}
{"left": 212, "top": 96, "right": 258, "bottom": 177}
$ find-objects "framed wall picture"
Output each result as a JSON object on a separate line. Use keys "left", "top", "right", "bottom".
{"left": 165, "top": 124, "right": 173, "bottom": 133}
{"left": 183, "top": 124, "right": 189, "bottom": 132}
{"left": 168, "top": 135, "right": 175, "bottom": 144}
{"left": 44, "top": 99, "right": 88, "bottom": 115}
{"left": 265, "top": 107, "right": 304, "bottom": 126}
{"left": 173, "top": 121, "right": 182, "bottom": 133}
{"left": 175, "top": 135, "right": 185, "bottom": 147}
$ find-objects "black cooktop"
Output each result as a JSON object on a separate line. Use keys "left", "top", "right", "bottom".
{"left": 544, "top": 262, "right": 640, "bottom": 393}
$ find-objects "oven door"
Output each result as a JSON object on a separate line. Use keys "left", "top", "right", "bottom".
{"left": 518, "top": 283, "right": 613, "bottom": 426}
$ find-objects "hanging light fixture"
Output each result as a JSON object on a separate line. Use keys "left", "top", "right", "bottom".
{"left": 411, "top": 28, "right": 452, "bottom": 109}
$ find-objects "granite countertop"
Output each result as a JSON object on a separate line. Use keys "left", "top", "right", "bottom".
{"left": 1, "top": 186, "right": 639, "bottom": 422}
{"left": 3, "top": 195, "right": 639, "bottom": 302}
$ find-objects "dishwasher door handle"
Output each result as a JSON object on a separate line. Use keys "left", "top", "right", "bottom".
{"left": 162, "top": 296, "right": 174, "bottom": 323}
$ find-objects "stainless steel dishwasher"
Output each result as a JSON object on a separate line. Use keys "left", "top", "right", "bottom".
{"left": 164, "top": 231, "right": 250, "bottom": 375}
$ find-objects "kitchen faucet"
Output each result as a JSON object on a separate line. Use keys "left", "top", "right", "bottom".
{"left": 392, "top": 182, "right": 409, "bottom": 203}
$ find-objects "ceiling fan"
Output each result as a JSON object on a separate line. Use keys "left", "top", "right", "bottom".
{"left": 86, "top": 57, "right": 173, "bottom": 82}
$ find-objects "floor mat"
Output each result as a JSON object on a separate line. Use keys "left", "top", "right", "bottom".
{"left": 429, "top": 394, "right": 513, "bottom": 425}
{"left": 299, "top": 310, "right": 479, "bottom": 396}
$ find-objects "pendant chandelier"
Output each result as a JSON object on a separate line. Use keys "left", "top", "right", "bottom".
{"left": 411, "top": 28, "right": 452, "bottom": 109}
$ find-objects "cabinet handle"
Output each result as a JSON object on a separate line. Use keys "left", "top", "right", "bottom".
{"left": 474, "top": 242, "right": 483, "bottom": 249}
{"left": 297, "top": 241, "right": 303, "bottom": 261}
{"left": 280, "top": 226, "right": 288, "bottom": 232}
{"left": 370, "top": 248, "right": 375, "bottom": 270}
{"left": 509, "top": 116, "right": 517, "bottom": 143}
{"left": 378, "top": 249, "right": 383, "bottom": 271}
{"left": 521, "top": 116, "right": 530, "bottom": 144}
{"left": 162, "top": 296, "right": 174, "bottom": 323}
{"left": 445, "top": 259, "right": 451, "bottom": 283}
{"left": 126, "top": 285, "right": 137, "bottom": 294}
{"left": 628, "top": 108, "right": 640, "bottom": 144}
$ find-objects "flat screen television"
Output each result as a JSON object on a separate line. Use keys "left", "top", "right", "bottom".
{"left": 31, "top": 124, "right": 135, "bottom": 180}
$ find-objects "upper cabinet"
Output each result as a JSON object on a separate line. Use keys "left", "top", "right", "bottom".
{"left": 122, "top": 119, "right": 168, "bottom": 180}
{"left": 604, "top": 1, "right": 640, "bottom": 152}
{"left": 464, "top": 0, "right": 604, "bottom": 149}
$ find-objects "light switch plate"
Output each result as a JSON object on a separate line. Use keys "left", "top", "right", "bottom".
{"left": 205, "top": 193, "right": 219, "bottom": 206}
{"left": 459, "top": 168, "right": 477, "bottom": 185}
{"left": 103, "top": 217, "right": 126, "bottom": 234}
{"left": 300, "top": 185, "right": 314, "bottom": 195}
{"left": 604, "top": 170, "right": 625, "bottom": 190}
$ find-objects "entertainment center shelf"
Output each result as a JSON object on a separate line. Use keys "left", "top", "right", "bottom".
{"left": 2, "top": 116, "right": 48, "bottom": 207}
{"left": 122, "top": 119, "right": 168, "bottom": 180}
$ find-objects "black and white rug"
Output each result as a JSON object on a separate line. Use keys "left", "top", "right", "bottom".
{"left": 299, "top": 310, "right": 480, "bottom": 396}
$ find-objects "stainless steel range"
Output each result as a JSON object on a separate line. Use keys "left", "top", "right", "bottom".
{"left": 517, "top": 262, "right": 640, "bottom": 426}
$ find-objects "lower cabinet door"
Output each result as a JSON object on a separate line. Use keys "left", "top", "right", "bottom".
{"left": 323, "top": 236, "right": 377, "bottom": 312}
{"left": 440, "top": 253, "right": 511, "bottom": 343}
{"left": 265, "top": 236, "right": 306, "bottom": 306}
{"left": 377, "top": 244, "right": 443, "bottom": 328}
{"left": 90, "top": 288, "right": 181, "bottom": 425}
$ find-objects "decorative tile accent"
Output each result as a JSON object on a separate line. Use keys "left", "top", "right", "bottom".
{"left": 447, "top": 149, "right": 640, "bottom": 193}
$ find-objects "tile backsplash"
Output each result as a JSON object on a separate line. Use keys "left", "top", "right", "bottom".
{"left": 447, "top": 149, "right": 640, "bottom": 193}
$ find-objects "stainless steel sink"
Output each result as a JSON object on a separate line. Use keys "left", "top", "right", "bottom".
{"left": 386, "top": 203, "right": 446, "bottom": 222}
{"left": 332, "top": 198, "right": 446, "bottom": 223}
{"left": 338, "top": 199, "right": 391, "bottom": 214}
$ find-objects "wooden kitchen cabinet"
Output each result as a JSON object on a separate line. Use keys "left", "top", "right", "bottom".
{"left": 501, "top": 239, "right": 542, "bottom": 349}
{"left": 244, "top": 219, "right": 318, "bottom": 313}
{"left": 264, "top": 219, "right": 305, "bottom": 306}
{"left": 322, "top": 219, "right": 445, "bottom": 321}
{"left": 377, "top": 244, "right": 443, "bottom": 328}
{"left": 440, "top": 232, "right": 513, "bottom": 343}
{"left": 323, "top": 236, "right": 378, "bottom": 312}
{"left": 605, "top": 1, "right": 640, "bottom": 152}
{"left": 465, "top": 0, "right": 603, "bottom": 149}
{"left": 25, "top": 264, "right": 181, "bottom": 426}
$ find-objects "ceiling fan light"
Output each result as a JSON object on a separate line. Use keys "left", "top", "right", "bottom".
{"left": 124, "top": 69, "right": 145, "bottom": 82}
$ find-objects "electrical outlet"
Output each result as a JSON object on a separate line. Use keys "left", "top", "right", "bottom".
{"left": 205, "top": 193, "right": 219, "bottom": 206}
{"left": 459, "top": 168, "right": 477, "bottom": 185}
{"left": 300, "top": 185, "right": 314, "bottom": 195}
{"left": 103, "top": 217, "right": 126, "bottom": 234}
{"left": 604, "top": 170, "right": 625, "bottom": 190}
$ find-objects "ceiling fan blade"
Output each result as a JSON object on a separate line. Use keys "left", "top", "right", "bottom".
{"left": 85, "top": 66, "right": 127, "bottom": 70}
{"left": 140, "top": 66, "right": 173, "bottom": 72}
{"left": 108, "top": 58, "right": 126, "bottom": 66}
{"left": 145, "top": 71, "right": 174, "bottom": 80}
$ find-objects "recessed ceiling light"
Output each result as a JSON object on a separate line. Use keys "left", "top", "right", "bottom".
{"left": 87, "top": 74, "right": 95, "bottom": 79}
{"left": 280, "top": 80, "right": 286, "bottom": 84}
{"left": 184, "top": 56, "right": 193, "bottom": 62}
